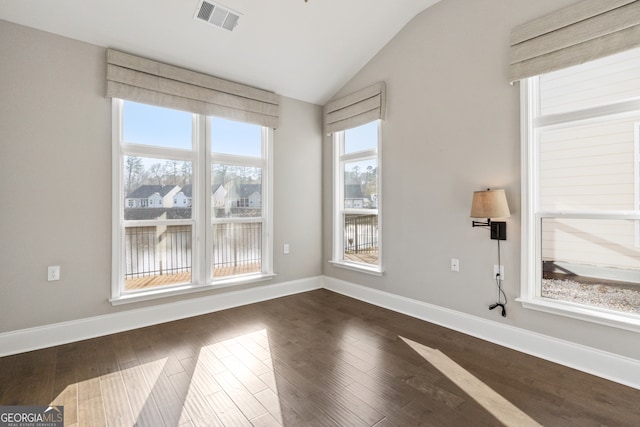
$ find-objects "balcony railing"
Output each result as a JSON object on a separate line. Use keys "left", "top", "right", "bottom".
{"left": 125, "top": 225, "right": 192, "bottom": 282}
{"left": 344, "top": 214, "right": 378, "bottom": 265}
{"left": 212, "top": 222, "right": 262, "bottom": 277}
{"left": 124, "top": 222, "right": 262, "bottom": 290}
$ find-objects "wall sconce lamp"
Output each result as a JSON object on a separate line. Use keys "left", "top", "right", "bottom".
{"left": 470, "top": 189, "right": 511, "bottom": 240}
{"left": 470, "top": 188, "right": 511, "bottom": 317}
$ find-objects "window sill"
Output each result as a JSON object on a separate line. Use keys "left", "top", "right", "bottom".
{"left": 517, "top": 296, "right": 640, "bottom": 333}
{"left": 329, "top": 260, "right": 383, "bottom": 276}
{"left": 110, "top": 273, "right": 276, "bottom": 306}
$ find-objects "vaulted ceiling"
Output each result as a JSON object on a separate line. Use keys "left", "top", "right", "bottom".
{"left": 0, "top": 0, "right": 441, "bottom": 104}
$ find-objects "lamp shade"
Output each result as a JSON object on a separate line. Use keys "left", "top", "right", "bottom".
{"left": 470, "top": 189, "right": 511, "bottom": 219}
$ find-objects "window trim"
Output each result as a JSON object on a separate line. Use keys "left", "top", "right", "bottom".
{"left": 331, "top": 121, "right": 383, "bottom": 275}
{"left": 635, "top": 121, "right": 640, "bottom": 248}
{"left": 111, "top": 99, "right": 274, "bottom": 305}
{"left": 518, "top": 79, "right": 640, "bottom": 332}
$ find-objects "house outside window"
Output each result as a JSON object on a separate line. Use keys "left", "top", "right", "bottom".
{"left": 211, "top": 117, "right": 268, "bottom": 279}
{"left": 332, "top": 120, "right": 381, "bottom": 274}
{"left": 520, "top": 48, "right": 640, "bottom": 329}
{"left": 112, "top": 100, "right": 273, "bottom": 302}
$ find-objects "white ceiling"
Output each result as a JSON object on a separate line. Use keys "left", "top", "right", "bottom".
{"left": 0, "top": 0, "right": 440, "bottom": 105}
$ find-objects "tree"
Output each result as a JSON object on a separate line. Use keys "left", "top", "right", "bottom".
{"left": 213, "top": 163, "right": 230, "bottom": 188}
{"left": 362, "top": 165, "right": 377, "bottom": 197}
{"left": 350, "top": 165, "right": 361, "bottom": 182}
{"left": 180, "top": 161, "right": 192, "bottom": 186}
{"left": 149, "top": 163, "right": 164, "bottom": 185}
{"left": 125, "top": 156, "right": 143, "bottom": 194}
{"left": 164, "top": 160, "right": 180, "bottom": 185}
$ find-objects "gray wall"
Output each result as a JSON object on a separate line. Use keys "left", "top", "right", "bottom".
{"left": 323, "top": 0, "right": 640, "bottom": 360}
{"left": 0, "top": 20, "right": 322, "bottom": 332}
{"left": 3, "top": 0, "right": 639, "bottom": 363}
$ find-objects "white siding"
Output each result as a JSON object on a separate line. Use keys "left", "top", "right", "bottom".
{"left": 542, "top": 218, "right": 640, "bottom": 271}
{"left": 539, "top": 117, "right": 640, "bottom": 269}
{"left": 248, "top": 192, "right": 261, "bottom": 208}
{"left": 540, "top": 47, "right": 640, "bottom": 116}
{"left": 539, "top": 116, "right": 638, "bottom": 212}
{"left": 174, "top": 193, "right": 191, "bottom": 207}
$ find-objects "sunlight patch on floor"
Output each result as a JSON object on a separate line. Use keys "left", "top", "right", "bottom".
{"left": 47, "top": 328, "right": 284, "bottom": 425}
{"left": 400, "top": 337, "right": 541, "bottom": 427}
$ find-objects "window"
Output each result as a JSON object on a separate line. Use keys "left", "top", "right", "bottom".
{"left": 211, "top": 117, "right": 267, "bottom": 279}
{"left": 112, "top": 100, "right": 273, "bottom": 303}
{"left": 521, "top": 48, "right": 640, "bottom": 328}
{"left": 332, "top": 121, "right": 382, "bottom": 274}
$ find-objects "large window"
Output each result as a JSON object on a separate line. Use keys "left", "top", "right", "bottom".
{"left": 211, "top": 117, "right": 267, "bottom": 279}
{"left": 112, "top": 100, "right": 272, "bottom": 303}
{"left": 332, "top": 121, "right": 382, "bottom": 274}
{"left": 521, "top": 48, "right": 640, "bottom": 328}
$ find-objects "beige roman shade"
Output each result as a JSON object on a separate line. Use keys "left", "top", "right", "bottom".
{"left": 510, "top": 0, "right": 640, "bottom": 82}
{"left": 324, "top": 82, "right": 386, "bottom": 134}
{"left": 106, "top": 49, "right": 279, "bottom": 128}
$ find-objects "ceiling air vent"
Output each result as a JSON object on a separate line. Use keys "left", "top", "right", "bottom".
{"left": 194, "top": 1, "right": 241, "bottom": 32}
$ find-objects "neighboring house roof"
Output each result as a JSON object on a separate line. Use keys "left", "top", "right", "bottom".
{"left": 212, "top": 184, "right": 226, "bottom": 195}
{"left": 126, "top": 185, "right": 178, "bottom": 199}
{"left": 238, "top": 184, "right": 261, "bottom": 198}
{"left": 177, "top": 184, "right": 192, "bottom": 197}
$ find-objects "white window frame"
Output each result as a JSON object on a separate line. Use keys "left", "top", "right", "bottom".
{"left": 111, "top": 99, "right": 274, "bottom": 305}
{"left": 210, "top": 125, "right": 274, "bottom": 285}
{"left": 519, "top": 79, "right": 640, "bottom": 332}
{"left": 635, "top": 121, "right": 640, "bottom": 248}
{"left": 330, "top": 120, "right": 382, "bottom": 275}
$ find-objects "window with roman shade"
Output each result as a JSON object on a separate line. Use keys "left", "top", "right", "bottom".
{"left": 108, "top": 49, "right": 276, "bottom": 304}
{"left": 515, "top": 0, "right": 640, "bottom": 330}
{"left": 510, "top": 0, "right": 640, "bottom": 83}
{"left": 326, "top": 83, "right": 386, "bottom": 275}
{"left": 106, "top": 48, "right": 279, "bottom": 128}
{"left": 324, "top": 82, "right": 386, "bottom": 135}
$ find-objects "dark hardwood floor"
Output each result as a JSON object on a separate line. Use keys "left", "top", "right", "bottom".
{"left": 1, "top": 289, "right": 639, "bottom": 426}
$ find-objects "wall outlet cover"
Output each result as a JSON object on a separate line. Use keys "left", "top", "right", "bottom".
{"left": 48, "top": 266, "right": 60, "bottom": 281}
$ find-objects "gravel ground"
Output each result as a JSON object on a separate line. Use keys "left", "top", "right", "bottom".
{"left": 542, "top": 278, "right": 640, "bottom": 314}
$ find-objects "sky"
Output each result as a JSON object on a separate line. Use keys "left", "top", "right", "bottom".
{"left": 345, "top": 121, "right": 378, "bottom": 154}
{"left": 123, "top": 100, "right": 377, "bottom": 158}
{"left": 123, "top": 100, "right": 261, "bottom": 157}
{"left": 122, "top": 100, "right": 378, "bottom": 175}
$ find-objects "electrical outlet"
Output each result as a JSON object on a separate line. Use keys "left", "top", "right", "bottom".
{"left": 493, "top": 264, "right": 504, "bottom": 280}
{"left": 48, "top": 266, "right": 60, "bottom": 281}
{"left": 450, "top": 258, "right": 459, "bottom": 272}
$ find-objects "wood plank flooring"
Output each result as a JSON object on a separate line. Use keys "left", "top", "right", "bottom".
{"left": 1, "top": 289, "right": 640, "bottom": 426}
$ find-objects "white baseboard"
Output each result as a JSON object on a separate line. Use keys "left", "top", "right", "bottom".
{"left": 3, "top": 274, "right": 639, "bottom": 391}
{"left": 0, "top": 276, "right": 322, "bottom": 357}
{"left": 322, "top": 276, "right": 640, "bottom": 391}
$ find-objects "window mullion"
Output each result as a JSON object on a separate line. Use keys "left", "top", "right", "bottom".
{"left": 341, "top": 149, "right": 377, "bottom": 162}
{"left": 197, "top": 114, "right": 210, "bottom": 284}
{"left": 120, "top": 144, "right": 194, "bottom": 162}
{"left": 263, "top": 127, "right": 273, "bottom": 275}
{"left": 536, "top": 99, "right": 640, "bottom": 129}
